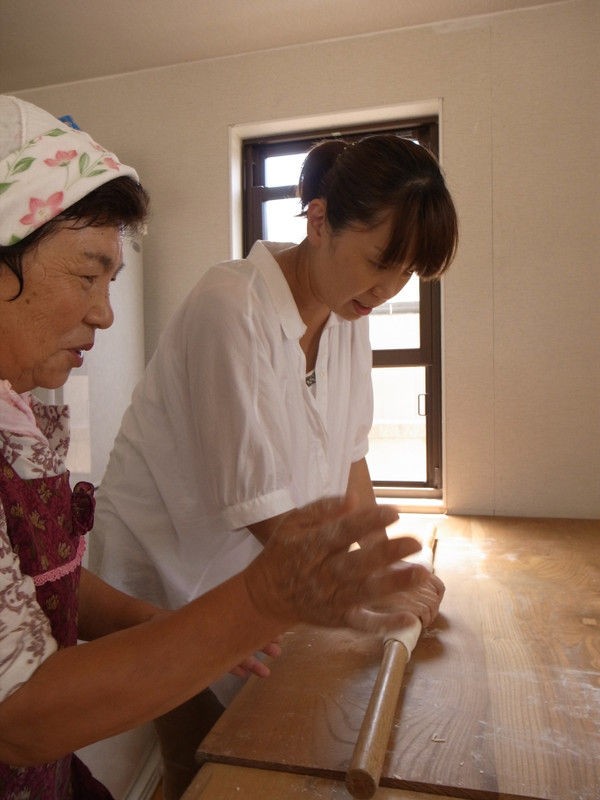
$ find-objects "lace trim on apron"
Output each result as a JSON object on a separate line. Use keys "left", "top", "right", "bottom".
{"left": 33, "top": 535, "right": 86, "bottom": 586}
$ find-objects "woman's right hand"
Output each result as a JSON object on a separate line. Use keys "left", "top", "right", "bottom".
{"left": 244, "top": 495, "right": 437, "bottom": 633}
{"left": 368, "top": 571, "right": 445, "bottom": 629}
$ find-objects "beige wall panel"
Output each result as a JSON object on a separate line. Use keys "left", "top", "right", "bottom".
{"left": 490, "top": 0, "right": 599, "bottom": 516}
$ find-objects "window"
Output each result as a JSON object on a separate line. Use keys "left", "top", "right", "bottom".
{"left": 242, "top": 119, "right": 442, "bottom": 498}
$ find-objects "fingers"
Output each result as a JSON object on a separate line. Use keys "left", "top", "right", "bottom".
{"left": 310, "top": 540, "right": 434, "bottom": 631}
{"left": 344, "top": 607, "right": 421, "bottom": 634}
{"left": 231, "top": 655, "right": 272, "bottom": 679}
{"left": 363, "top": 533, "right": 425, "bottom": 565}
{"left": 364, "top": 573, "right": 445, "bottom": 628}
{"left": 260, "top": 641, "right": 283, "bottom": 659}
{"left": 429, "top": 573, "right": 445, "bottom": 599}
{"left": 284, "top": 497, "right": 400, "bottom": 549}
{"left": 329, "top": 536, "right": 427, "bottom": 596}
{"left": 332, "top": 504, "right": 401, "bottom": 550}
{"left": 362, "top": 561, "right": 430, "bottom": 597}
{"left": 280, "top": 495, "right": 357, "bottom": 534}
{"left": 248, "top": 497, "right": 444, "bottom": 634}
{"left": 335, "top": 537, "right": 445, "bottom": 629}
{"left": 230, "top": 665, "right": 251, "bottom": 678}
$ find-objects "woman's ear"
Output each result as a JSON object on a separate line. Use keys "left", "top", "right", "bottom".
{"left": 306, "top": 198, "right": 327, "bottom": 243}
{"left": 0, "top": 264, "right": 21, "bottom": 301}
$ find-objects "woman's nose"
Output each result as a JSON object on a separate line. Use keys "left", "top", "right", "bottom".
{"left": 86, "top": 290, "right": 114, "bottom": 330}
{"left": 373, "top": 277, "right": 399, "bottom": 303}
{"left": 371, "top": 284, "right": 387, "bottom": 301}
{"left": 374, "top": 271, "right": 412, "bottom": 302}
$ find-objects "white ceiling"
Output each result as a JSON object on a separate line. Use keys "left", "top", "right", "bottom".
{"left": 1, "top": 0, "right": 564, "bottom": 93}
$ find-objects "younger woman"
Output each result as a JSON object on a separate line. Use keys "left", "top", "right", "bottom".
{"left": 90, "top": 133, "right": 457, "bottom": 799}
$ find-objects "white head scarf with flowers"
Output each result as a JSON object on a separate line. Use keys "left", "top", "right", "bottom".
{"left": 0, "top": 95, "right": 139, "bottom": 246}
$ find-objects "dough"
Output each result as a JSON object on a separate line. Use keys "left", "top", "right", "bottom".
{"left": 385, "top": 617, "right": 422, "bottom": 656}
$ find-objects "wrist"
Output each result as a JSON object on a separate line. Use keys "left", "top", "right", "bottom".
{"left": 241, "top": 557, "right": 296, "bottom": 630}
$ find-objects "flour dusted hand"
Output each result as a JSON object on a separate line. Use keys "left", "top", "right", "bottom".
{"left": 370, "top": 572, "right": 445, "bottom": 629}
{"left": 244, "top": 496, "right": 432, "bottom": 633}
{"left": 229, "top": 638, "right": 283, "bottom": 679}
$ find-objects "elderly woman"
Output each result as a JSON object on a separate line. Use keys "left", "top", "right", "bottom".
{"left": 0, "top": 95, "right": 442, "bottom": 800}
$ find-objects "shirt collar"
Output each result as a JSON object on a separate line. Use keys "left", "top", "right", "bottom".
{"left": 247, "top": 240, "right": 342, "bottom": 340}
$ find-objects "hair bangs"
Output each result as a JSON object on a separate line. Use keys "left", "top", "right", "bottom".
{"left": 381, "top": 184, "right": 458, "bottom": 280}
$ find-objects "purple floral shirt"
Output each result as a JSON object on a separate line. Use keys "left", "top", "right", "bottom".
{"left": 0, "top": 385, "right": 70, "bottom": 702}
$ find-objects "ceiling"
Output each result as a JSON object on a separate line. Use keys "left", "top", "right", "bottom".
{"left": 1, "top": 0, "right": 564, "bottom": 94}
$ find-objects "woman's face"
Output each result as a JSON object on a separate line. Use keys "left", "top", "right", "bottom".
{"left": 0, "top": 222, "right": 123, "bottom": 393}
{"left": 307, "top": 202, "right": 413, "bottom": 321}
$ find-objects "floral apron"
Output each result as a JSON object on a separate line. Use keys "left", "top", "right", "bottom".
{"left": 0, "top": 451, "right": 114, "bottom": 800}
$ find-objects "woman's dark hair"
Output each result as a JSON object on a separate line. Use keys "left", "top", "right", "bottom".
{"left": 298, "top": 134, "right": 458, "bottom": 279}
{"left": 0, "top": 176, "right": 149, "bottom": 297}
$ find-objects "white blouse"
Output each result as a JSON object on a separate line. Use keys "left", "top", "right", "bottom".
{"left": 90, "top": 241, "right": 374, "bottom": 610}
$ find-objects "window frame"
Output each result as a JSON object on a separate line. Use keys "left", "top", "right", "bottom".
{"left": 242, "top": 118, "right": 442, "bottom": 498}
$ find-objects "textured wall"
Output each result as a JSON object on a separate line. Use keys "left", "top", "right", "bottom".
{"left": 20, "top": 0, "right": 599, "bottom": 519}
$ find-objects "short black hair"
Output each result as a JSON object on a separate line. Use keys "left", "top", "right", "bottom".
{"left": 298, "top": 134, "right": 458, "bottom": 279}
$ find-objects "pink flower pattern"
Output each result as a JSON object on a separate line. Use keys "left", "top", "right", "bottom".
{"left": 103, "top": 156, "right": 120, "bottom": 170}
{"left": 19, "top": 191, "right": 64, "bottom": 226}
{"left": 0, "top": 121, "right": 133, "bottom": 245}
{"left": 43, "top": 149, "right": 78, "bottom": 167}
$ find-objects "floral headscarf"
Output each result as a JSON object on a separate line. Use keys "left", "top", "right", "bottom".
{"left": 0, "top": 95, "right": 139, "bottom": 246}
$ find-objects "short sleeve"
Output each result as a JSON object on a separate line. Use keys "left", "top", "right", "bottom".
{"left": 178, "top": 267, "right": 295, "bottom": 528}
{"left": 0, "top": 497, "right": 57, "bottom": 703}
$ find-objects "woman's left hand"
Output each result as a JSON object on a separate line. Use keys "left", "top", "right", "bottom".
{"left": 228, "top": 637, "right": 283, "bottom": 678}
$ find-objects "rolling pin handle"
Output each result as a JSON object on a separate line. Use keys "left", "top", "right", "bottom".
{"left": 345, "top": 638, "right": 410, "bottom": 799}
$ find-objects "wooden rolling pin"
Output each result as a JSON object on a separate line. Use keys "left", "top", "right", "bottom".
{"left": 345, "top": 535, "right": 437, "bottom": 799}
{"left": 345, "top": 619, "right": 421, "bottom": 799}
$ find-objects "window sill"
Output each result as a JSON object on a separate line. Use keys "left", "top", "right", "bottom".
{"left": 375, "top": 494, "right": 446, "bottom": 515}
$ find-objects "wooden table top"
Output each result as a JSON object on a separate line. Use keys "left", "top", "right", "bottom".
{"left": 196, "top": 516, "right": 600, "bottom": 800}
{"left": 184, "top": 762, "right": 460, "bottom": 799}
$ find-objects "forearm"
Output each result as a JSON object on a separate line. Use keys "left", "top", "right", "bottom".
{"left": 77, "top": 567, "right": 166, "bottom": 640}
{"left": 0, "top": 497, "right": 433, "bottom": 768}
{"left": 0, "top": 571, "right": 280, "bottom": 766}
{"left": 346, "top": 458, "right": 388, "bottom": 546}
{"left": 346, "top": 457, "right": 377, "bottom": 506}
{"left": 247, "top": 511, "right": 288, "bottom": 546}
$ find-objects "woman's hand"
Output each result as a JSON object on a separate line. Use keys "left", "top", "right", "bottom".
{"left": 369, "top": 572, "right": 445, "bottom": 629}
{"left": 229, "top": 638, "right": 283, "bottom": 679}
{"left": 244, "top": 495, "right": 436, "bottom": 633}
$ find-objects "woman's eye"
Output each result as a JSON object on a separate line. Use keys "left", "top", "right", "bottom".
{"left": 79, "top": 274, "right": 101, "bottom": 286}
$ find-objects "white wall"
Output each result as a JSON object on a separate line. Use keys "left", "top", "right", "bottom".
{"left": 19, "top": 0, "right": 599, "bottom": 518}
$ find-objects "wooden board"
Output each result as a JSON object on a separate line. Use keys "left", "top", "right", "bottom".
{"left": 197, "top": 516, "right": 600, "bottom": 800}
{"left": 183, "top": 762, "right": 462, "bottom": 799}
